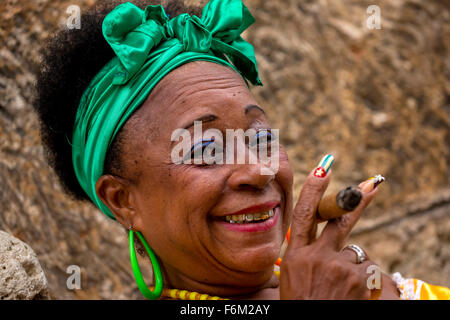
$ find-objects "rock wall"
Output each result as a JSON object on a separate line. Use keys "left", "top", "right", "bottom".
{"left": 0, "top": 231, "right": 50, "bottom": 299}
{"left": 0, "top": 0, "right": 448, "bottom": 298}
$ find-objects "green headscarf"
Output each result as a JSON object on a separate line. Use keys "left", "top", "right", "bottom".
{"left": 72, "top": 0, "right": 263, "bottom": 219}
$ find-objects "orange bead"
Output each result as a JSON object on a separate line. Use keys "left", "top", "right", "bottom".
{"left": 276, "top": 257, "right": 282, "bottom": 266}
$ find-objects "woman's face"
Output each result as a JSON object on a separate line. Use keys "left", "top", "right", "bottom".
{"left": 102, "top": 61, "right": 293, "bottom": 291}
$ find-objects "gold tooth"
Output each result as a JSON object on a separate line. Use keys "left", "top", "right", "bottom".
{"left": 224, "top": 211, "right": 273, "bottom": 223}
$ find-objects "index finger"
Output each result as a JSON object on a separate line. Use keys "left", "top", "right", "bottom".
{"left": 287, "top": 154, "right": 334, "bottom": 249}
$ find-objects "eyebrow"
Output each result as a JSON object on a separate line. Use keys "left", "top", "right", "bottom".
{"left": 183, "top": 114, "right": 218, "bottom": 130}
{"left": 183, "top": 105, "right": 265, "bottom": 130}
{"left": 245, "top": 104, "right": 265, "bottom": 115}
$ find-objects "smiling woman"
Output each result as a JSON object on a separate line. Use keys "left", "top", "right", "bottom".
{"left": 33, "top": 0, "right": 449, "bottom": 300}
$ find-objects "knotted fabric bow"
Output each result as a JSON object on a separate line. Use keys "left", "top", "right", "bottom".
{"left": 72, "top": 0, "right": 263, "bottom": 219}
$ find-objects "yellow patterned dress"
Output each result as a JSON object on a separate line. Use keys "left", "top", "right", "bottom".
{"left": 392, "top": 273, "right": 450, "bottom": 300}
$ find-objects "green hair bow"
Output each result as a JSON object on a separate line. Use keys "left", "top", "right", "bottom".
{"left": 72, "top": 0, "right": 263, "bottom": 219}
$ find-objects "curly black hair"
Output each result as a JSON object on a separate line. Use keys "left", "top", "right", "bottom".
{"left": 34, "top": 0, "right": 202, "bottom": 203}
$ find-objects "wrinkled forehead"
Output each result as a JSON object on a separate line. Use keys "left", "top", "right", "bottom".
{"left": 133, "top": 61, "right": 258, "bottom": 132}
{"left": 152, "top": 61, "right": 251, "bottom": 106}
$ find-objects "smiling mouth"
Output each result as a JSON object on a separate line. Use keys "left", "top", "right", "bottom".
{"left": 219, "top": 207, "right": 276, "bottom": 224}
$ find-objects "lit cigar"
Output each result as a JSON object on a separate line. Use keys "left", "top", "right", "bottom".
{"left": 317, "top": 186, "right": 363, "bottom": 220}
{"left": 317, "top": 175, "right": 385, "bottom": 220}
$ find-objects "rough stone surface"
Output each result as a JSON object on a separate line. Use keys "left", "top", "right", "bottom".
{"left": 0, "top": 230, "right": 50, "bottom": 299}
{"left": 0, "top": 0, "right": 448, "bottom": 299}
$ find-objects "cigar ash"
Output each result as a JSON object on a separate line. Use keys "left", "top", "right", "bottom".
{"left": 336, "top": 186, "right": 363, "bottom": 211}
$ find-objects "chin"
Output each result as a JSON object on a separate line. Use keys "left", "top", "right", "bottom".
{"left": 221, "top": 237, "right": 283, "bottom": 276}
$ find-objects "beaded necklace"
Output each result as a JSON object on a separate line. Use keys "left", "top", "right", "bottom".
{"left": 150, "top": 286, "right": 228, "bottom": 300}
{"left": 151, "top": 267, "right": 281, "bottom": 300}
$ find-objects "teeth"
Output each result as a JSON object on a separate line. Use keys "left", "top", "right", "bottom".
{"left": 223, "top": 209, "right": 275, "bottom": 223}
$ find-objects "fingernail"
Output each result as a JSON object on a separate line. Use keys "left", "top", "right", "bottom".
{"left": 313, "top": 154, "right": 334, "bottom": 178}
{"left": 358, "top": 174, "right": 385, "bottom": 192}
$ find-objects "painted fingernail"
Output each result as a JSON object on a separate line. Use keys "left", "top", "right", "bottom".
{"left": 358, "top": 174, "right": 385, "bottom": 192}
{"left": 313, "top": 154, "right": 334, "bottom": 178}
{"left": 372, "top": 174, "right": 385, "bottom": 189}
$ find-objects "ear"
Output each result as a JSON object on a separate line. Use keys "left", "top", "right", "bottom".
{"left": 95, "top": 174, "right": 140, "bottom": 229}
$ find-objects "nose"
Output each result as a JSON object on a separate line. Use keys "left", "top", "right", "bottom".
{"left": 226, "top": 148, "right": 276, "bottom": 190}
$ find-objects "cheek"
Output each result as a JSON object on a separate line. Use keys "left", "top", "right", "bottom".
{"left": 276, "top": 148, "right": 294, "bottom": 228}
{"left": 134, "top": 164, "right": 225, "bottom": 246}
{"left": 276, "top": 148, "right": 294, "bottom": 193}
{"left": 134, "top": 166, "right": 233, "bottom": 279}
{"left": 173, "top": 166, "right": 225, "bottom": 215}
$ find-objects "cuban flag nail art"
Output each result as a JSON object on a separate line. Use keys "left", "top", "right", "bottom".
{"left": 314, "top": 154, "right": 334, "bottom": 178}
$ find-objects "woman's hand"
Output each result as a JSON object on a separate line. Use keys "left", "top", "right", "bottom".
{"left": 279, "top": 167, "right": 400, "bottom": 299}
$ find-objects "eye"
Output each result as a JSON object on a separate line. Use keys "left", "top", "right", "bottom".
{"left": 249, "top": 129, "right": 274, "bottom": 147}
{"left": 188, "top": 139, "right": 214, "bottom": 160}
{"left": 185, "top": 138, "right": 223, "bottom": 164}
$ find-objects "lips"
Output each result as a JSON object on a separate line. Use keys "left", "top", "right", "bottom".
{"left": 214, "top": 201, "right": 279, "bottom": 219}
{"left": 212, "top": 202, "right": 281, "bottom": 232}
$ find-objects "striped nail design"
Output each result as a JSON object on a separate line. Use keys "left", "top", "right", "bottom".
{"left": 314, "top": 154, "right": 334, "bottom": 178}
{"left": 359, "top": 174, "right": 385, "bottom": 192}
{"left": 371, "top": 174, "right": 385, "bottom": 189}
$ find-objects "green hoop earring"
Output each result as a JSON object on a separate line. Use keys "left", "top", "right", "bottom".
{"left": 129, "top": 229, "right": 163, "bottom": 300}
